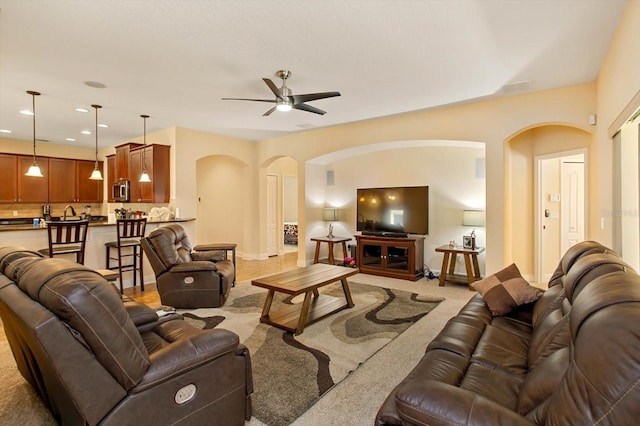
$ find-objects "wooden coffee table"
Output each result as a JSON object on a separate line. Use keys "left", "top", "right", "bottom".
{"left": 251, "top": 263, "right": 359, "bottom": 335}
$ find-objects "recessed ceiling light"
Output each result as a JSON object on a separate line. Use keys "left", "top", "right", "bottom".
{"left": 84, "top": 81, "right": 107, "bottom": 89}
{"left": 98, "top": 123, "right": 109, "bottom": 128}
{"left": 81, "top": 130, "right": 92, "bottom": 135}
{"left": 75, "top": 107, "right": 90, "bottom": 113}
{"left": 66, "top": 138, "right": 76, "bottom": 142}
{"left": 20, "top": 110, "right": 34, "bottom": 116}
{"left": 0, "top": 129, "right": 12, "bottom": 133}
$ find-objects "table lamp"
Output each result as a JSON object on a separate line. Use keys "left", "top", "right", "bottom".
{"left": 462, "top": 210, "right": 485, "bottom": 249}
{"left": 323, "top": 208, "right": 339, "bottom": 238}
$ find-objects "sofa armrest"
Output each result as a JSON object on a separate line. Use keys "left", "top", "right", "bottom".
{"left": 395, "top": 380, "right": 535, "bottom": 426}
{"left": 134, "top": 328, "right": 240, "bottom": 391}
{"left": 170, "top": 261, "right": 217, "bottom": 273}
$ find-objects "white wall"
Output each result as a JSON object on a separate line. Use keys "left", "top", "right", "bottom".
{"left": 306, "top": 144, "right": 486, "bottom": 273}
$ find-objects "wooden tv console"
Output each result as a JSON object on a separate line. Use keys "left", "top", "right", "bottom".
{"left": 355, "top": 234, "right": 424, "bottom": 281}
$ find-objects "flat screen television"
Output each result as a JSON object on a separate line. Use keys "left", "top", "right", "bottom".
{"left": 356, "top": 186, "right": 429, "bottom": 235}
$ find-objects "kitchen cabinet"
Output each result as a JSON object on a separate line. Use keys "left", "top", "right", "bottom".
{"left": 17, "top": 155, "right": 49, "bottom": 203}
{"left": 355, "top": 234, "right": 424, "bottom": 281}
{"left": 49, "top": 158, "right": 103, "bottom": 203}
{"left": 76, "top": 160, "right": 104, "bottom": 203}
{"left": 114, "top": 143, "right": 141, "bottom": 181}
{"left": 0, "top": 154, "right": 18, "bottom": 203}
{"left": 129, "top": 144, "right": 170, "bottom": 203}
{"left": 106, "top": 154, "right": 115, "bottom": 202}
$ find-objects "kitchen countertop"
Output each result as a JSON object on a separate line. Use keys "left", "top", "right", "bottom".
{"left": 0, "top": 217, "right": 195, "bottom": 232}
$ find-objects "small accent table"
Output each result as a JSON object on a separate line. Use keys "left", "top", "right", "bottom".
{"left": 435, "top": 245, "right": 485, "bottom": 290}
{"left": 311, "top": 236, "right": 351, "bottom": 265}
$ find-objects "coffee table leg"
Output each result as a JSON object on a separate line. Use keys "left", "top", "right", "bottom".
{"left": 261, "top": 289, "right": 275, "bottom": 320}
{"left": 296, "top": 291, "right": 313, "bottom": 335}
{"left": 340, "top": 278, "right": 355, "bottom": 308}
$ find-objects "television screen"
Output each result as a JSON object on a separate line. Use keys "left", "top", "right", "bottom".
{"left": 356, "top": 186, "right": 429, "bottom": 235}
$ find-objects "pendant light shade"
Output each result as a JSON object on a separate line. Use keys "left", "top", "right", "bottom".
{"left": 24, "top": 90, "right": 44, "bottom": 177}
{"left": 89, "top": 104, "right": 104, "bottom": 180}
{"left": 139, "top": 114, "right": 151, "bottom": 183}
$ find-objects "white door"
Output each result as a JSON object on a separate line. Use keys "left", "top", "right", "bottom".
{"left": 267, "top": 175, "right": 278, "bottom": 256}
{"left": 536, "top": 151, "right": 586, "bottom": 282}
{"left": 561, "top": 159, "right": 585, "bottom": 253}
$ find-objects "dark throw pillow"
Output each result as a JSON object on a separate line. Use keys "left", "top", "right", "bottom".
{"left": 472, "top": 263, "right": 542, "bottom": 316}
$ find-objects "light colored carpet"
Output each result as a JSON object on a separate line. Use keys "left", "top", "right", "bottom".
{"left": 183, "top": 280, "right": 443, "bottom": 426}
{"left": 0, "top": 274, "right": 474, "bottom": 425}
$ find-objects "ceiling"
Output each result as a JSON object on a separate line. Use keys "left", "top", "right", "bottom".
{"left": 0, "top": 0, "right": 628, "bottom": 149}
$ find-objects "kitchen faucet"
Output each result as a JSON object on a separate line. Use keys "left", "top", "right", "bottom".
{"left": 63, "top": 205, "right": 76, "bottom": 221}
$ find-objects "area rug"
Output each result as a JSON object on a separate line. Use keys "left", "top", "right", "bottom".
{"left": 182, "top": 280, "right": 444, "bottom": 426}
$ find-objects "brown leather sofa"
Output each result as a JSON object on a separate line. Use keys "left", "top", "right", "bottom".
{"left": 376, "top": 241, "right": 640, "bottom": 425}
{"left": 0, "top": 246, "right": 252, "bottom": 426}
{"left": 141, "top": 224, "right": 234, "bottom": 308}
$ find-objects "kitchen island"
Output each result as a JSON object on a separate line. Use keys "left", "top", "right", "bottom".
{"left": 0, "top": 218, "right": 195, "bottom": 290}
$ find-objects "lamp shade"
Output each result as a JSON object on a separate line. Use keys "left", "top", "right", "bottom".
{"left": 322, "top": 208, "right": 339, "bottom": 222}
{"left": 462, "top": 210, "right": 485, "bottom": 227}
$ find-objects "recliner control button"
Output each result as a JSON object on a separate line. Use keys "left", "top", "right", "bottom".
{"left": 175, "top": 384, "right": 196, "bottom": 404}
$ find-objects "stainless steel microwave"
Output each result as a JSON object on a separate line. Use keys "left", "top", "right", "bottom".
{"left": 112, "top": 180, "right": 130, "bottom": 202}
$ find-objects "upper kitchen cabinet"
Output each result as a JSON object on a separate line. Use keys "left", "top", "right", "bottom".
{"left": 129, "top": 144, "right": 170, "bottom": 203}
{"left": 0, "top": 154, "right": 18, "bottom": 203}
{"left": 114, "top": 143, "right": 142, "bottom": 181}
{"left": 76, "top": 160, "right": 104, "bottom": 203}
{"left": 17, "top": 155, "right": 49, "bottom": 203}
{"left": 49, "top": 158, "right": 104, "bottom": 203}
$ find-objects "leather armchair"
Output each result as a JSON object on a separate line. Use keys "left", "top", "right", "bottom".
{"left": 0, "top": 247, "right": 252, "bottom": 426}
{"left": 141, "top": 224, "right": 234, "bottom": 308}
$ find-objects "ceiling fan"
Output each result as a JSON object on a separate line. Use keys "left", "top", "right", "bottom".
{"left": 222, "top": 70, "right": 340, "bottom": 116}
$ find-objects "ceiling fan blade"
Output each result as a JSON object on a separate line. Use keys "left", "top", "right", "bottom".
{"left": 263, "top": 106, "right": 277, "bottom": 116}
{"left": 293, "top": 103, "right": 326, "bottom": 115}
{"left": 262, "top": 78, "right": 284, "bottom": 99}
{"left": 222, "top": 97, "right": 276, "bottom": 103}
{"left": 292, "top": 91, "right": 341, "bottom": 104}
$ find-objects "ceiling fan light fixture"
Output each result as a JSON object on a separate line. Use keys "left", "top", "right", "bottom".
{"left": 276, "top": 100, "right": 292, "bottom": 112}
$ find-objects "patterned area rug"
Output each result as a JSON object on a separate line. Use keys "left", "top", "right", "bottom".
{"left": 182, "top": 280, "right": 444, "bottom": 426}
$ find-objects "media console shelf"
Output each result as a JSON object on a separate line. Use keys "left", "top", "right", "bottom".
{"left": 355, "top": 234, "right": 424, "bottom": 281}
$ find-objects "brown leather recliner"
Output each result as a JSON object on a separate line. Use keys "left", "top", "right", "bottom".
{"left": 0, "top": 247, "right": 252, "bottom": 426}
{"left": 141, "top": 224, "right": 234, "bottom": 308}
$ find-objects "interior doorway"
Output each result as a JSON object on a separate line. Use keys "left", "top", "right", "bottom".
{"left": 535, "top": 150, "right": 586, "bottom": 282}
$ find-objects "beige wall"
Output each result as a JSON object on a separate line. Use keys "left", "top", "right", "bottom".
{"left": 257, "top": 83, "right": 596, "bottom": 271}
{"left": 596, "top": 0, "right": 640, "bottom": 262}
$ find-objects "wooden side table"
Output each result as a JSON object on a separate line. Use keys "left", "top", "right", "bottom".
{"left": 435, "top": 245, "right": 485, "bottom": 289}
{"left": 311, "top": 236, "right": 351, "bottom": 265}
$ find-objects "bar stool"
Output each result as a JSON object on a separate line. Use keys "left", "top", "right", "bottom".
{"left": 38, "top": 220, "right": 89, "bottom": 264}
{"left": 105, "top": 218, "right": 147, "bottom": 294}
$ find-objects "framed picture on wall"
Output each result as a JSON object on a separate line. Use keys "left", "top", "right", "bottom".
{"left": 463, "top": 236, "right": 473, "bottom": 249}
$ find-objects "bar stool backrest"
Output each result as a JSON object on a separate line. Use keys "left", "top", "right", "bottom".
{"left": 45, "top": 220, "right": 90, "bottom": 264}
{"left": 117, "top": 218, "right": 147, "bottom": 243}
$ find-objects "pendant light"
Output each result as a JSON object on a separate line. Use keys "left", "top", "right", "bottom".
{"left": 139, "top": 114, "right": 151, "bottom": 183}
{"left": 89, "top": 104, "right": 104, "bottom": 180}
{"left": 24, "top": 90, "right": 44, "bottom": 177}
